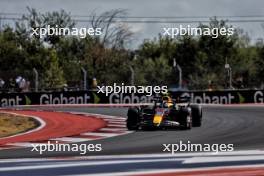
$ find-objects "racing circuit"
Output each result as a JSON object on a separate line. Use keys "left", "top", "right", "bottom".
{"left": 0, "top": 105, "right": 264, "bottom": 175}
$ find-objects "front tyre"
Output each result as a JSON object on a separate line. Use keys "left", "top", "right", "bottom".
{"left": 180, "top": 109, "right": 192, "bottom": 130}
{"left": 191, "top": 105, "right": 202, "bottom": 127}
{"left": 181, "top": 114, "right": 192, "bottom": 130}
{"left": 127, "top": 107, "right": 140, "bottom": 130}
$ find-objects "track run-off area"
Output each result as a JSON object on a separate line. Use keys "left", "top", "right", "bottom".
{"left": 0, "top": 104, "right": 264, "bottom": 175}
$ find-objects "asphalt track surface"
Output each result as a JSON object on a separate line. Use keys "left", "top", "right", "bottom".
{"left": 0, "top": 105, "right": 264, "bottom": 158}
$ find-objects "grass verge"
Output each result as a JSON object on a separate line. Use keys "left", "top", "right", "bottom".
{"left": 0, "top": 113, "right": 40, "bottom": 138}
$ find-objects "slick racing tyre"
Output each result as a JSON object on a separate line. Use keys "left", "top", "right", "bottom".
{"left": 180, "top": 109, "right": 192, "bottom": 130}
{"left": 127, "top": 107, "right": 140, "bottom": 130}
{"left": 191, "top": 104, "right": 202, "bottom": 127}
{"left": 181, "top": 114, "right": 192, "bottom": 130}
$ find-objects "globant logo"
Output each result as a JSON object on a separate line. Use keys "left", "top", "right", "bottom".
{"left": 109, "top": 93, "right": 155, "bottom": 104}
{"left": 39, "top": 93, "right": 90, "bottom": 104}
{"left": 181, "top": 92, "right": 235, "bottom": 104}
{"left": 254, "top": 90, "right": 264, "bottom": 103}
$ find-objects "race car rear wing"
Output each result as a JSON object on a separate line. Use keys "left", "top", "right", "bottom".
{"left": 152, "top": 95, "right": 190, "bottom": 103}
{"left": 177, "top": 96, "right": 191, "bottom": 103}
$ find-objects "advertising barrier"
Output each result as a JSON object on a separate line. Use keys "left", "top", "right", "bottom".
{"left": 0, "top": 90, "right": 263, "bottom": 107}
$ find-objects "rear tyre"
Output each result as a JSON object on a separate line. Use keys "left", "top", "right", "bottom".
{"left": 127, "top": 107, "right": 140, "bottom": 130}
{"left": 191, "top": 105, "right": 202, "bottom": 127}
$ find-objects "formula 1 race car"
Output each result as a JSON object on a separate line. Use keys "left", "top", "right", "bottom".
{"left": 126, "top": 95, "right": 202, "bottom": 130}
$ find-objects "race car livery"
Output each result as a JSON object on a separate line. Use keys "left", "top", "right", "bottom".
{"left": 126, "top": 96, "right": 202, "bottom": 130}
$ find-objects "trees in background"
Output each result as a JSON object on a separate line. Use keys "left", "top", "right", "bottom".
{"left": 0, "top": 8, "right": 263, "bottom": 90}
{"left": 136, "top": 19, "right": 263, "bottom": 89}
{"left": 0, "top": 8, "right": 132, "bottom": 90}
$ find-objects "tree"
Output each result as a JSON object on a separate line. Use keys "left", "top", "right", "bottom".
{"left": 256, "top": 46, "right": 264, "bottom": 87}
{"left": 90, "top": 9, "right": 133, "bottom": 49}
{"left": 16, "top": 7, "right": 75, "bottom": 46}
{"left": 42, "top": 50, "right": 65, "bottom": 89}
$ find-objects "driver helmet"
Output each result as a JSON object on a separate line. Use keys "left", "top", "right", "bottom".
{"left": 163, "top": 101, "right": 169, "bottom": 108}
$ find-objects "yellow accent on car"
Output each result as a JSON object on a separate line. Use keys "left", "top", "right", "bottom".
{"left": 162, "top": 96, "right": 173, "bottom": 107}
{"left": 153, "top": 115, "right": 162, "bottom": 124}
